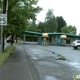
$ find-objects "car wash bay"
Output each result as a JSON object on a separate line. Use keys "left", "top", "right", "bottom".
{"left": 23, "top": 31, "right": 80, "bottom": 46}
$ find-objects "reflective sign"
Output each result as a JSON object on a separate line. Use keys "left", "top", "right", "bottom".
{"left": 0, "top": 14, "right": 7, "bottom": 25}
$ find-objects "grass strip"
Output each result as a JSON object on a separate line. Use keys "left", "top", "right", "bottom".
{"left": 0, "top": 45, "right": 15, "bottom": 66}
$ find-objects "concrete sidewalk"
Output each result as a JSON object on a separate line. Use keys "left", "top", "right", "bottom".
{"left": 0, "top": 45, "right": 33, "bottom": 80}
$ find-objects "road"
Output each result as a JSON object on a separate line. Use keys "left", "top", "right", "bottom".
{"left": 23, "top": 43, "right": 80, "bottom": 80}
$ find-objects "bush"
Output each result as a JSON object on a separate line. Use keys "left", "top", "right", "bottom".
{"left": 0, "top": 45, "right": 15, "bottom": 66}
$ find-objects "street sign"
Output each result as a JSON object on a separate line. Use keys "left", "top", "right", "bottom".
{"left": 0, "top": 14, "right": 7, "bottom": 25}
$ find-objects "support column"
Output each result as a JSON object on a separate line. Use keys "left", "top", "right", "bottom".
{"left": 52, "top": 36, "right": 56, "bottom": 45}
{"left": 52, "top": 36, "right": 53, "bottom": 44}
{"left": 38, "top": 36, "right": 42, "bottom": 44}
{"left": 23, "top": 33, "right": 26, "bottom": 43}
{"left": 56, "top": 35, "right": 61, "bottom": 46}
{"left": 70, "top": 37, "right": 73, "bottom": 44}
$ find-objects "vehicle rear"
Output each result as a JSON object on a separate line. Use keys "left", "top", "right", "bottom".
{"left": 71, "top": 40, "right": 80, "bottom": 49}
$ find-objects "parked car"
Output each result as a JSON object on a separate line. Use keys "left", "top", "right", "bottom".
{"left": 71, "top": 40, "right": 80, "bottom": 49}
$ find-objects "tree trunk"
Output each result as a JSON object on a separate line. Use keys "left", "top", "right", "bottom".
{"left": 15, "top": 34, "right": 17, "bottom": 43}
{"left": 11, "top": 34, "right": 14, "bottom": 46}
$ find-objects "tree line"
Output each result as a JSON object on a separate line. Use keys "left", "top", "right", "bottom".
{"left": 0, "top": 0, "right": 77, "bottom": 39}
{"left": 37, "top": 9, "right": 76, "bottom": 34}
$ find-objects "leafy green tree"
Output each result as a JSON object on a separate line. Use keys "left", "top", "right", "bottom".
{"left": 37, "top": 22, "right": 45, "bottom": 32}
{"left": 56, "top": 16, "right": 66, "bottom": 32}
{"left": 45, "top": 17, "right": 58, "bottom": 32}
{"left": 45, "top": 9, "right": 54, "bottom": 21}
{"left": 5, "top": 0, "right": 41, "bottom": 35}
{"left": 26, "top": 21, "right": 42, "bottom": 32}
{"left": 3, "top": 0, "right": 42, "bottom": 36}
{"left": 61, "top": 25, "right": 76, "bottom": 34}
{"left": 0, "top": 0, "right": 42, "bottom": 45}
{"left": 0, "top": 1, "right": 2, "bottom": 13}
{"left": 44, "top": 9, "right": 58, "bottom": 32}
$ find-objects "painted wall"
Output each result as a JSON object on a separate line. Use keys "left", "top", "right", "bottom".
{"left": 52, "top": 36, "right": 56, "bottom": 45}
{"left": 38, "top": 36, "right": 42, "bottom": 44}
{"left": 56, "top": 35, "right": 61, "bottom": 46}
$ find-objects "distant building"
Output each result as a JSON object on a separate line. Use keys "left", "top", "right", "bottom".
{"left": 24, "top": 31, "right": 80, "bottom": 46}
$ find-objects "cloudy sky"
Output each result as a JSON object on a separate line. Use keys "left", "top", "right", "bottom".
{"left": 36, "top": 0, "right": 80, "bottom": 34}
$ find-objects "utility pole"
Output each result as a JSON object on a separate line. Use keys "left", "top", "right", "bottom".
{"left": 1, "top": 0, "right": 7, "bottom": 52}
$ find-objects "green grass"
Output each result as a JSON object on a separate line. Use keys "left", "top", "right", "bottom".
{"left": 0, "top": 45, "right": 15, "bottom": 66}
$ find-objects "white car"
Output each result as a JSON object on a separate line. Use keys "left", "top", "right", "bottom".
{"left": 71, "top": 40, "right": 80, "bottom": 49}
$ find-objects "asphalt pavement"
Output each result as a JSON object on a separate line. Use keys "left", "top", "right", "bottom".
{"left": 0, "top": 44, "right": 33, "bottom": 80}
{"left": 0, "top": 43, "right": 80, "bottom": 80}
{"left": 23, "top": 43, "right": 80, "bottom": 80}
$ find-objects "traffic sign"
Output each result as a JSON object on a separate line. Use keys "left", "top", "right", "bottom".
{"left": 0, "top": 14, "right": 7, "bottom": 25}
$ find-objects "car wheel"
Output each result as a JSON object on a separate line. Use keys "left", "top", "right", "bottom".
{"left": 77, "top": 46, "right": 80, "bottom": 49}
{"left": 74, "top": 47, "right": 77, "bottom": 49}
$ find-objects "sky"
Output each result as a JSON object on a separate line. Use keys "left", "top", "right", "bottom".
{"left": 36, "top": 0, "right": 80, "bottom": 34}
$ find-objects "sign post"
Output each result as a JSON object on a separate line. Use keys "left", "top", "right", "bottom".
{"left": 0, "top": 0, "right": 8, "bottom": 52}
{"left": 0, "top": 14, "right": 7, "bottom": 52}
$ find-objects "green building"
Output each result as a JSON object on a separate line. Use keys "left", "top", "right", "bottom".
{"left": 24, "top": 31, "right": 80, "bottom": 46}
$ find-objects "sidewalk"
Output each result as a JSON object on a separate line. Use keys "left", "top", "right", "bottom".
{"left": 0, "top": 45, "right": 33, "bottom": 80}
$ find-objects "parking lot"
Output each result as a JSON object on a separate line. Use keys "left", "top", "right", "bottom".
{"left": 24, "top": 44, "right": 80, "bottom": 80}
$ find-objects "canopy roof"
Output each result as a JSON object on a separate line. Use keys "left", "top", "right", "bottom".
{"left": 24, "top": 31, "right": 80, "bottom": 38}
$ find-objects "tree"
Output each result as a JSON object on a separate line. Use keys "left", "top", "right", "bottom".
{"left": 0, "top": 1, "right": 2, "bottom": 13}
{"left": 61, "top": 25, "right": 77, "bottom": 34}
{"left": 8, "top": 0, "right": 41, "bottom": 34}
{"left": 37, "top": 22, "right": 45, "bottom": 32}
{"left": 45, "top": 17, "right": 58, "bottom": 32}
{"left": 3, "top": 0, "right": 42, "bottom": 36}
{"left": 44, "top": 9, "right": 58, "bottom": 32}
{"left": 0, "top": 0, "right": 42, "bottom": 46}
{"left": 45, "top": 9, "right": 54, "bottom": 21}
{"left": 26, "top": 21, "right": 42, "bottom": 32}
{"left": 56, "top": 16, "right": 66, "bottom": 32}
